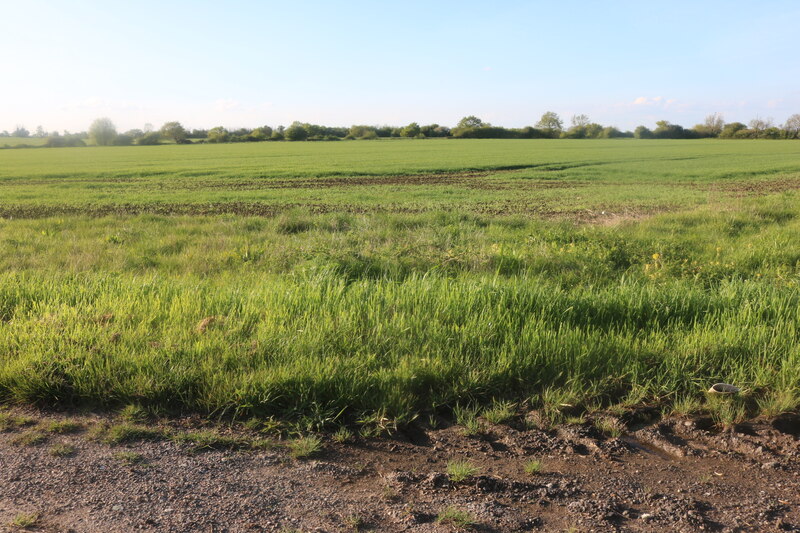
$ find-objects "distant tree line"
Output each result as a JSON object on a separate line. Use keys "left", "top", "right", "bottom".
{"left": 2, "top": 112, "right": 799, "bottom": 149}
{"left": 632, "top": 114, "right": 800, "bottom": 140}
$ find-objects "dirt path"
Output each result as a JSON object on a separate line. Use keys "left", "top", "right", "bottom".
{"left": 0, "top": 411, "right": 798, "bottom": 532}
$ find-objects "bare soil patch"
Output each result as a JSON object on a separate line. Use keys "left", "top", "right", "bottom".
{"left": 0, "top": 201, "right": 661, "bottom": 223}
{"left": 176, "top": 169, "right": 587, "bottom": 192}
{"left": 699, "top": 177, "right": 800, "bottom": 197}
{"left": 0, "top": 410, "right": 797, "bottom": 532}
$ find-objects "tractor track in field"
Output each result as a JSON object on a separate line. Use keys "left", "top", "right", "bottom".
{"left": 713, "top": 177, "right": 800, "bottom": 196}
{"left": 0, "top": 166, "right": 589, "bottom": 191}
{"left": 685, "top": 176, "right": 800, "bottom": 196}
{"left": 0, "top": 201, "right": 671, "bottom": 224}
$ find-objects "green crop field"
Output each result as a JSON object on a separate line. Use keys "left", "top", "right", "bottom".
{"left": 0, "top": 137, "right": 49, "bottom": 148}
{"left": 1, "top": 139, "right": 799, "bottom": 430}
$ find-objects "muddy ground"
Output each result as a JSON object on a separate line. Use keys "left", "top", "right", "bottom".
{"left": 0, "top": 410, "right": 798, "bottom": 532}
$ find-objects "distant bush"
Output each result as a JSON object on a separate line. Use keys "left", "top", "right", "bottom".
{"left": 136, "top": 132, "right": 161, "bottom": 145}
{"left": 400, "top": 122, "right": 421, "bottom": 137}
{"left": 719, "top": 122, "right": 747, "bottom": 138}
{"left": 348, "top": 125, "right": 378, "bottom": 140}
{"left": 207, "top": 127, "right": 229, "bottom": 143}
{"left": 113, "top": 134, "right": 134, "bottom": 146}
{"left": 45, "top": 135, "right": 86, "bottom": 148}
{"left": 374, "top": 126, "right": 396, "bottom": 137}
{"left": 247, "top": 127, "right": 271, "bottom": 141}
{"left": 420, "top": 124, "right": 450, "bottom": 137}
{"left": 601, "top": 126, "right": 630, "bottom": 138}
{"left": 285, "top": 123, "right": 308, "bottom": 141}
{"left": 653, "top": 120, "right": 695, "bottom": 139}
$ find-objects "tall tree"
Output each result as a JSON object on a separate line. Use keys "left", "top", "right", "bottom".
{"left": 703, "top": 113, "right": 725, "bottom": 136}
{"left": 782, "top": 114, "right": 800, "bottom": 139}
{"left": 456, "top": 116, "right": 488, "bottom": 129}
{"left": 160, "top": 121, "right": 188, "bottom": 143}
{"left": 570, "top": 114, "right": 590, "bottom": 128}
{"left": 536, "top": 112, "right": 563, "bottom": 135}
{"left": 207, "top": 127, "right": 229, "bottom": 143}
{"left": 88, "top": 118, "right": 117, "bottom": 146}
{"left": 748, "top": 117, "right": 773, "bottom": 133}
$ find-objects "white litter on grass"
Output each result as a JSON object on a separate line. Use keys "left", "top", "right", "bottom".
{"left": 707, "top": 383, "right": 740, "bottom": 394}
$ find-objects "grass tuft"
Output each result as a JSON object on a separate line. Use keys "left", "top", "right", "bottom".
{"left": 453, "top": 404, "right": 486, "bottom": 437}
{"left": 102, "top": 424, "right": 167, "bottom": 445}
{"left": 481, "top": 400, "right": 516, "bottom": 425}
{"left": 436, "top": 506, "right": 475, "bottom": 529}
{"left": 343, "top": 513, "right": 366, "bottom": 531}
{"left": 332, "top": 426, "right": 354, "bottom": 443}
{"left": 757, "top": 389, "right": 799, "bottom": 418}
{"left": 446, "top": 459, "right": 480, "bottom": 482}
{"left": 708, "top": 397, "right": 748, "bottom": 430}
{"left": 594, "top": 417, "right": 625, "bottom": 438}
{"left": 46, "top": 420, "right": 83, "bottom": 434}
{"left": 119, "top": 404, "right": 149, "bottom": 423}
{"left": 524, "top": 459, "right": 544, "bottom": 475}
{"left": 11, "top": 431, "right": 48, "bottom": 447}
{"left": 0, "top": 414, "right": 37, "bottom": 432}
{"left": 10, "top": 513, "right": 39, "bottom": 529}
{"left": 112, "top": 451, "right": 145, "bottom": 465}
{"left": 48, "top": 443, "right": 76, "bottom": 457}
{"left": 287, "top": 435, "right": 323, "bottom": 459}
{"left": 671, "top": 395, "right": 704, "bottom": 417}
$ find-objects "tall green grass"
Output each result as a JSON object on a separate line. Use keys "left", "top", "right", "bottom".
{"left": 0, "top": 201, "right": 798, "bottom": 424}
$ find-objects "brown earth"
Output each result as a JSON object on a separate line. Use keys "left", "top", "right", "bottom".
{"left": 696, "top": 177, "right": 800, "bottom": 196}
{"left": 198, "top": 172, "right": 585, "bottom": 192}
{"left": 1, "top": 410, "right": 798, "bottom": 532}
{"left": 0, "top": 165, "right": 585, "bottom": 191}
{"left": 0, "top": 202, "right": 658, "bottom": 222}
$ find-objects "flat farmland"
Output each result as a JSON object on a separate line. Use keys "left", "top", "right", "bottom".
{"left": 1, "top": 139, "right": 800, "bottom": 429}
{"left": 2, "top": 139, "right": 800, "bottom": 217}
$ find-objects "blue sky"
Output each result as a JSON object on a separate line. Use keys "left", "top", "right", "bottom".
{"left": 1, "top": 0, "right": 799, "bottom": 132}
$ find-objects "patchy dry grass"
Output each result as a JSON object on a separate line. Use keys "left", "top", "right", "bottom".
{"left": 48, "top": 443, "right": 76, "bottom": 457}
{"left": 46, "top": 419, "right": 83, "bottom": 434}
{"left": 112, "top": 451, "right": 145, "bottom": 465}
{"left": 11, "top": 431, "right": 48, "bottom": 447}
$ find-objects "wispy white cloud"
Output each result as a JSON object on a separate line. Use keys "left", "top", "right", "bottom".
{"left": 213, "top": 99, "right": 240, "bottom": 112}
{"left": 631, "top": 96, "right": 673, "bottom": 107}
